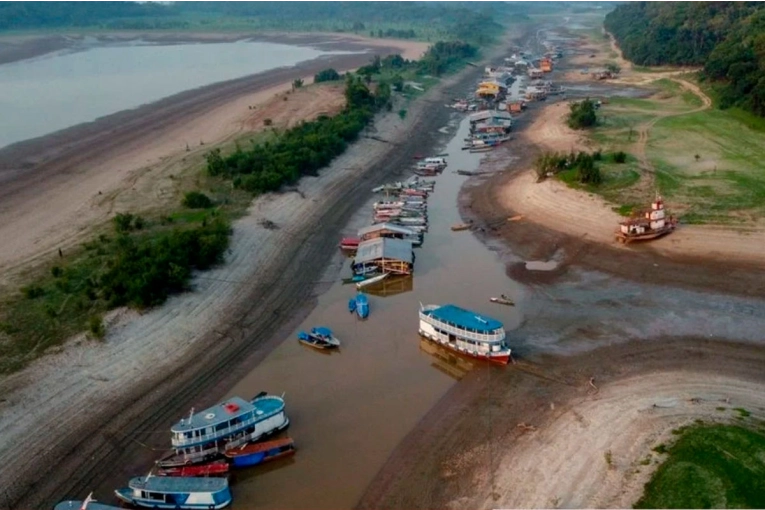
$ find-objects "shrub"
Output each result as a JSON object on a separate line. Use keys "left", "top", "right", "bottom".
{"left": 567, "top": 99, "right": 598, "bottom": 129}
{"left": 51, "top": 266, "right": 63, "bottom": 278}
{"left": 113, "top": 212, "right": 135, "bottom": 233}
{"left": 182, "top": 191, "right": 213, "bottom": 209}
{"left": 89, "top": 315, "right": 105, "bottom": 339}
{"left": 314, "top": 68, "right": 341, "bottom": 83}
{"left": 23, "top": 285, "right": 45, "bottom": 299}
{"left": 613, "top": 151, "right": 627, "bottom": 163}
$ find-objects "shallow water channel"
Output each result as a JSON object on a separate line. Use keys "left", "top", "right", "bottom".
{"left": 224, "top": 116, "right": 522, "bottom": 509}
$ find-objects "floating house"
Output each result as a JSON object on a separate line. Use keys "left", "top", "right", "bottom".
{"left": 475, "top": 80, "right": 507, "bottom": 99}
{"left": 354, "top": 237, "right": 414, "bottom": 275}
{"left": 469, "top": 110, "right": 513, "bottom": 126}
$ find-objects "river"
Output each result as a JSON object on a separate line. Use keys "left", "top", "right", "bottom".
{"left": 0, "top": 38, "right": 355, "bottom": 149}
{"left": 221, "top": 114, "right": 523, "bottom": 509}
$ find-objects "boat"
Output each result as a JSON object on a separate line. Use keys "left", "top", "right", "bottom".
{"left": 615, "top": 195, "right": 677, "bottom": 244}
{"left": 355, "top": 293, "right": 369, "bottom": 319}
{"left": 157, "top": 393, "right": 289, "bottom": 468}
{"left": 451, "top": 223, "right": 471, "bottom": 231}
{"left": 418, "top": 303, "right": 512, "bottom": 364}
{"left": 348, "top": 297, "right": 357, "bottom": 313}
{"left": 490, "top": 295, "right": 515, "bottom": 306}
{"left": 225, "top": 437, "right": 296, "bottom": 468}
{"left": 157, "top": 460, "right": 230, "bottom": 477}
{"left": 297, "top": 327, "right": 340, "bottom": 350}
{"left": 356, "top": 272, "right": 389, "bottom": 289}
{"left": 339, "top": 237, "right": 360, "bottom": 252}
{"left": 55, "top": 493, "right": 122, "bottom": 510}
{"left": 311, "top": 326, "right": 340, "bottom": 346}
{"left": 115, "top": 476, "right": 231, "bottom": 509}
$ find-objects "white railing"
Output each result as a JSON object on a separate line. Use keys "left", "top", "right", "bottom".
{"left": 420, "top": 313, "right": 504, "bottom": 343}
{"left": 172, "top": 409, "right": 283, "bottom": 448}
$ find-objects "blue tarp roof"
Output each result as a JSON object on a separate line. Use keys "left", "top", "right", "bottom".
{"left": 171, "top": 395, "right": 283, "bottom": 432}
{"left": 429, "top": 304, "right": 503, "bottom": 332}
{"left": 313, "top": 327, "right": 332, "bottom": 336}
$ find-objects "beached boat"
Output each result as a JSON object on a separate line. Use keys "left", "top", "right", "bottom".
{"left": 490, "top": 295, "right": 515, "bottom": 306}
{"left": 225, "top": 437, "right": 296, "bottom": 468}
{"left": 157, "top": 460, "right": 230, "bottom": 477}
{"left": 298, "top": 327, "right": 340, "bottom": 350}
{"left": 157, "top": 394, "right": 289, "bottom": 468}
{"left": 55, "top": 494, "right": 122, "bottom": 510}
{"left": 419, "top": 303, "right": 512, "bottom": 364}
{"left": 115, "top": 476, "right": 231, "bottom": 509}
{"left": 451, "top": 223, "right": 471, "bottom": 231}
{"left": 339, "top": 237, "right": 360, "bottom": 252}
{"left": 355, "top": 293, "right": 369, "bottom": 319}
{"left": 615, "top": 195, "right": 677, "bottom": 244}
{"left": 356, "top": 272, "right": 389, "bottom": 289}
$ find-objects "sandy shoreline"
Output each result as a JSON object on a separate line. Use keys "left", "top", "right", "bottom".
{"left": 0, "top": 37, "right": 482, "bottom": 509}
{"left": 0, "top": 34, "right": 427, "bottom": 290}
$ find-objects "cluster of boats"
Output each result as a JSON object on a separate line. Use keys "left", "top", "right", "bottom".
{"left": 55, "top": 393, "right": 292, "bottom": 509}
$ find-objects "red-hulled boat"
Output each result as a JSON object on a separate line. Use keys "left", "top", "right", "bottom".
{"left": 339, "top": 237, "right": 360, "bottom": 252}
{"left": 156, "top": 459, "right": 230, "bottom": 477}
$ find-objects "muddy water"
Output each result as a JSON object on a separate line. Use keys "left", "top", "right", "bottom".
{"left": 225, "top": 116, "right": 522, "bottom": 509}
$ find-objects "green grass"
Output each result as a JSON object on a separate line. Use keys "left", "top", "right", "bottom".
{"left": 635, "top": 425, "right": 765, "bottom": 509}
{"left": 557, "top": 153, "right": 641, "bottom": 208}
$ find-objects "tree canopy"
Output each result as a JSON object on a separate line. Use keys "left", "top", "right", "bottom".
{"left": 605, "top": 2, "right": 765, "bottom": 116}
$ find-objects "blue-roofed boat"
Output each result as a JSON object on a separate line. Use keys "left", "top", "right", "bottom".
{"left": 157, "top": 393, "right": 289, "bottom": 468}
{"left": 355, "top": 293, "right": 369, "bottom": 319}
{"left": 297, "top": 327, "right": 340, "bottom": 350}
{"left": 418, "top": 303, "right": 511, "bottom": 364}
{"left": 115, "top": 475, "right": 231, "bottom": 509}
{"left": 348, "top": 298, "right": 357, "bottom": 313}
{"left": 54, "top": 493, "right": 121, "bottom": 510}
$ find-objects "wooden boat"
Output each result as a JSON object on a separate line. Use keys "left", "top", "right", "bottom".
{"left": 615, "top": 196, "right": 677, "bottom": 244}
{"left": 224, "top": 437, "right": 296, "bottom": 468}
{"left": 451, "top": 223, "right": 471, "bottom": 231}
{"left": 157, "top": 459, "right": 230, "bottom": 477}
{"left": 339, "top": 237, "right": 360, "bottom": 251}
{"left": 55, "top": 493, "right": 122, "bottom": 510}
{"left": 356, "top": 272, "right": 389, "bottom": 289}
{"left": 115, "top": 476, "right": 231, "bottom": 509}
{"left": 297, "top": 327, "right": 340, "bottom": 350}
{"left": 355, "top": 293, "right": 369, "bottom": 319}
{"left": 490, "top": 295, "right": 515, "bottom": 306}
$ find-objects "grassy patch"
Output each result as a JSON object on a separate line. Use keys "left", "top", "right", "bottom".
{"left": 735, "top": 408, "right": 752, "bottom": 418}
{"left": 635, "top": 425, "right": 765, "bottom": 509}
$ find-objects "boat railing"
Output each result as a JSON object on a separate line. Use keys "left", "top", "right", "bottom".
{"left": 172, "top": 407, "right": 284, "bottom": 448}
{"left": 420, "top": 312, "right": 505, "bottom": 343}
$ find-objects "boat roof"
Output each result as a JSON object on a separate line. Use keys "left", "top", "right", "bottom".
{"left": 355, "top": 237, "right": 413, "bottom": 264}
{"left": 356, "top": 293, "right": 369, "bottom": 303}
{"left": 171, "top": 395, "right": 284, "bottom": 432}
{"left": 55, "top": 502, "right": 122, "bottom": 510}
{"left": 129, "top": 476, "right": 228, "bottom": 493}
{"left": 313, "top": 326, "right": 332, "bottom": 336}
{"left": 427, "top": 304, "right": 503, "bottom": 332}
{"left": 357, "top": 223, "right": 415, "bottom": 237}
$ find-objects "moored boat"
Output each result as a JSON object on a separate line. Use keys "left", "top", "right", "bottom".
{"left": 225, "top": 437, "right": 296, "bottom": 468}
{"left": 157, "top": 394, "right": 289, "bottom": 468}
{"left": 157, "top": 459, "right": 230, "bottom": 477}
{"left": 356, "top": 272, "right": 389, "bottom": 289}
{"left": 339, "top": 237, "right": 360, "bottom": 252}
{"left": 451, "top": 223, "right": 471, "bottom": 231}
{"left": 355, "top": 293, "right": 369, "bottom": 319}
{"left": 115, "top": 476, "right": 231, "bottom": 509}
{"left": 55, "top": 493, "right": 121, "bottom": 510}
{"left": 490, "top": 295, "right": 515, "bottom": 306}
{"left": 418, "top": 303, "right": 512, "bottom": 364}
{"left": 310, "top": 327, "right": 340, "bottom": 346}
{"left": 298, "top": 328, "right": 340, "bottom": 350}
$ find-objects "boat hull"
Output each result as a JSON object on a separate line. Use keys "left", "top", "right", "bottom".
{"left": 226, "top": 439, "right": 296, "bottom": 468}
{"left": 419, "top": 333, "right": 511, "bottom": 365}
{"left": 157, "top": 460, "right": 230, "bottom": 477}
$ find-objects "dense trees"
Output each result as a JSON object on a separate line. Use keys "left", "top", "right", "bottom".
{"left": 534, "top": 151, "right": 603, "bottom": 185}
{"left": 207, "top": 77, "right": 389, "bottom": 195}
{"left": 314, "top": 68, "right": 342, "bottom": 83}
{"left": 567, "top": 99, "right": 598, "bottom": 129}
{"left": 605, "top": 2, "right": 765, "bottom": 116}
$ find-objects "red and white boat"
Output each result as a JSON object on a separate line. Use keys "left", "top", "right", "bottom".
{"left": 156, "top": 459, "right": 230, "bottom": 477}
{"left": 339, "top": 237, "right": 360, "bottom": 252}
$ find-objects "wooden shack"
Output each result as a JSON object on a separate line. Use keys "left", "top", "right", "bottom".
{"left": 353, "top": 237, "right": 414, "bottom": 275}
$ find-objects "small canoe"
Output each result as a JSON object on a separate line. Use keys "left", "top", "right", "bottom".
{"left": 297, "top": 330, "right": 338, "bottom": 350}
{"left": 355, "top": 293, "right": 369, "bottom": 319}
{"left": 490, "top": 296, "right": 515, "bottom": 306}
{"left": 451, "top": 223, "right": 471, "bottom": 231}
{"left": 225, "top": 437, "right": 296, "bottom": 468}
{"left": 356, "top": 272, "right": 390, "bottom": 289}
{"left": 310, "top": 327, "right": 341, "bottom": 347}
{"left": 157, "top": 459, "right": 230, "bottom": 477}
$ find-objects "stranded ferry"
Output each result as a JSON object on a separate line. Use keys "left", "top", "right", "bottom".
{"left": 157, "top": 393, "right": 288, "bottom": 468}
{"left": 418, "top": 303, "right": 511, "bottom": 364}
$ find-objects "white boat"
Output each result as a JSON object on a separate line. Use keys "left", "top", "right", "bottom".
{"left": 356, "top": 272, "right": 390, "bottom": 289}
{"left": 418, "top": 303, "right": 512, "bottom": 364}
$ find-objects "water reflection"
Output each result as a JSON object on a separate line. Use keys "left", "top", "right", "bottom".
{"left": 418, "top": 337, "right": 475, "bottom": 380}
{"left": 363, "top": 274, "right": 414, "bottom": 298}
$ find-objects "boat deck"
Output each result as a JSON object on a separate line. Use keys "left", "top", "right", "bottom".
{"left": 129, "top": 475, "right": 227, "bottom": 492}
{"left": 426, "top": 304, "right": 502, "bottom": 333}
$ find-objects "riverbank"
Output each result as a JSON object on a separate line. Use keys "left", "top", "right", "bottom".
{"left": 0, "top": 36, "right": 427, "bottom": 291}
{"left": 0, "top": 31, "right": 428, "bottom": 65}
{"left": 0, "top": 33, "right": 491, "bottom": 510}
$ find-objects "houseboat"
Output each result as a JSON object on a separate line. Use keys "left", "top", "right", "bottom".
{"left": 418, "top": 303, "right": 511, "bottom": 364}
{"left": 115, "top": 476, "right": 231, "bottom": 509}
{"left": 615, "top": 195, "right": 677, "bottom": 244}
{"left": 225, "top": 437, "right": 296, "bottom": 467}
{"left": 157, "top": 394, "right": 288, "bottom": 468}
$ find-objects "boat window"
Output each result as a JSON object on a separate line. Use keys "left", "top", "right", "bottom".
{"left": 215, "top": 421, "right": 229, "bottom": 432}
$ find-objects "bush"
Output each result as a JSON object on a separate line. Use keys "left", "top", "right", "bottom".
{"left": 314, "top": 68, "right": 341, "bottom": 83}
{"left": 51, "top": 266, "right": 63, "bottom": 278}
{"left": 113, "top": 212, "right": 135, "bottom": 233}
{"left": 182, "top": 191, "right": 213, "bottom": 209}
{"left": 567, "top": 99, "right": 598, "bottom": 129}
{"left": 23, "top": 285, "right": 45, "bottom": 299}
{"left": 613, "top": 151, "right": 627, "bottom": 163}
{"left": 89, "top": 315, "right": 105, "bottom": 339}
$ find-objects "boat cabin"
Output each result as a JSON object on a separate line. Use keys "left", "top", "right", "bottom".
{"left": 116, "top": 476, "right": 231, "bottom": 510}
{"left": 354, "top": 237, "right": 414, "bottom": 275}
{"left": 358, "top": 223, "right": 418, "bottom": 243}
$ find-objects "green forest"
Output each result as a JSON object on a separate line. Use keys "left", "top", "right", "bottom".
{"left": 605, "top": 2, "right": 765, "bottom": 116}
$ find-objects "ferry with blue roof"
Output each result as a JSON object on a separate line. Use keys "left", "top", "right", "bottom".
{"left": 157, "top": 393, "right": 288, "bottom": 468}
{"left": 115, "top": 475, "right": 231, "bottom": 509}
{"left": 418, "top": 303, "right": 512, "bottom": 364}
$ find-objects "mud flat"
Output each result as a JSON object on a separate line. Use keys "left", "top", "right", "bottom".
{"left": 0, "top": 41, "right": 489, "bottom": 510}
